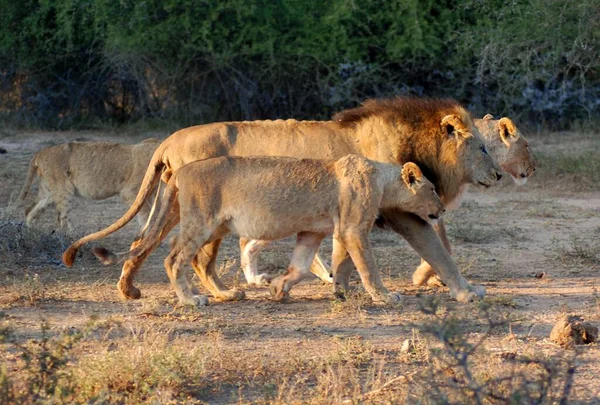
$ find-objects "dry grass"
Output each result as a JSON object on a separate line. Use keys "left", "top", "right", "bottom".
{"left": 0, "top": 301, "right": 583, "bottom": 404}
{"left": 535, "top": 150, "right": 600, "bottom": 189}
{"left": 557, "top": 236, "right": 600, "bottom": 266}
{"left": 448, "top": 222, "right": 528, "bottom": 245}
{"left": 0, "top": 221, "right": 71, "bottom": 267}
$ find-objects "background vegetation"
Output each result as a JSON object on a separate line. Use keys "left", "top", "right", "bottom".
{"left": 0, "top": 0, "right": 598, "bottom": 129}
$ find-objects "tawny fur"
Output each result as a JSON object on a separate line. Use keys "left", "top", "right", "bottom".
{"left": 95, "top": 155, "right": 444, "bottom": 306}
{"left": 475, "top": 115, "right": 536, "bottom": 184}
{"left": 20, "top": 139, "right": 160, "bottom": 232}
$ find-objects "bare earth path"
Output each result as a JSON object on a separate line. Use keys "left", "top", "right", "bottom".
{"left": 1, "top": 130, "right": 598, "bottom": 403}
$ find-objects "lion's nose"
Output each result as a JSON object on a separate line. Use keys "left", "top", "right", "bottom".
{"left": 495, "top": 172, "right": 503, "bottom": 181}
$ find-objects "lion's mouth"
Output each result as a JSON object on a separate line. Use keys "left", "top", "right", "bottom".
{"left": 428, "top": 214, "right": 439, "bottom": 220}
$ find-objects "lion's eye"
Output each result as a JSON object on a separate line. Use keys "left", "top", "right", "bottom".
{"left": 480, "top": 145, "right": 488, "bottom": 155}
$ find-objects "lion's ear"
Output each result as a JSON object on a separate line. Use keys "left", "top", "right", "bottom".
{"left": 482, "top": 114, "right": 494, "bottom": 120}
{"left": 402, "top": 162, "right": 423, "bottom": 193}
{"left": 498, "top": 117, "right": 519, "bottom": 146}
{"left": 441, "top": 114, "right": 468, "bottom": 139}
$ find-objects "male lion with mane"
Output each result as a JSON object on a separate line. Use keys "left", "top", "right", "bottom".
{"left": 94, "top": 155, "right": 444, "bottom": 306}
{"left": 19, "top": 139, "right": 160, "bottom": 233}
{"left": 411, "top": 114, "right": 536, "bottom": 287}
{"left": 63, "top": 97, "right": 501, "bottom": 304}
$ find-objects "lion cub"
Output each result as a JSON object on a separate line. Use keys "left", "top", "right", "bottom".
{"left": 96, "top": 155, "right": 444, "bottom": 306}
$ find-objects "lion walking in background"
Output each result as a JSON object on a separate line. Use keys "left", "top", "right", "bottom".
{"left": 19, "top": 139, "right": 160, "bottom": 233}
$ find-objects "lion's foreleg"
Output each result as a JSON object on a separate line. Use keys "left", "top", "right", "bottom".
{"left": 192, "top": 239, "right": 245, "bottom": 302}
{"left": 412, "top": 219, "right": 451, "bottom": 287}
{"left": 384, "top": 210, "right": 485, "bottom": 302}
{"left": 331, "top": 237, "right": 354, "bottom": 299}
{"left": 341, "top": 230, "right": 402, "bottom": 305}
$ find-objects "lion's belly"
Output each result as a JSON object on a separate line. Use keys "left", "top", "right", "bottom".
{"left": 226, "top": 213, "right": 335, "bottom": 241}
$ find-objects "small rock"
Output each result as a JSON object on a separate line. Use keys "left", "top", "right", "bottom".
{"left": 0, "top": 147, "right": 6, "bottom": 154}
{"left": 550, "top": 315, "right": 598, "bottom": 347}
{"left": 534, "top": 272, "right": 546, "bottom": 279}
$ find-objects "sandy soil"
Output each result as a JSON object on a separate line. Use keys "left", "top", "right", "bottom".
{"left": 0, "top": 129, "right": 598, "bottom": 403}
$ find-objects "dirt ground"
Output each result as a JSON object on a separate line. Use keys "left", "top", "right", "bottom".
{"left": 0, "top": 129, "right": 599, "bottom": 404}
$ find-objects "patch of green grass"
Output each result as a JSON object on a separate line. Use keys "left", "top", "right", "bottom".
{"left": 536, "top": 151, "right": 600, "bottom": 187}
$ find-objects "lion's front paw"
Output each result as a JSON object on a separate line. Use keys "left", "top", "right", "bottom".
{"left": 451, "top": 284, "right": 486, "bottom": 302}
{"left": 269, "top": 277, "right": 290, "bottom": 301}
{"left": 180, "top": 295, "right": 209, "bottom": 307}
{"left": 248, "top": 273, "right": 272, "bottom": 287}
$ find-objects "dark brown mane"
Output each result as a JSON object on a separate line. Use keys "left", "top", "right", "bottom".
{"left": 332, "top": 96, "right": 465, "bottom": 128}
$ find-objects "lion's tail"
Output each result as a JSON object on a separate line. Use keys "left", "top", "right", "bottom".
{"left": 18, "top": 155, "right": 38, "bottom": 202}
{"left": 62, "top": 147, "right": 165, "bottom": 267}
{"left": 92, "top": 180, "right": 178, "bottom": 265}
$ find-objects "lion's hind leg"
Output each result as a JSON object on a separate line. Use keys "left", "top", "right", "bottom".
{"left": 166, "top": 233, "right": 209, "bottom": 307}
{"left": 117, "top": 208, "right": 180, "bottom": 300}
{"left": 309, "top": 253, "right": 333, "bottom": 284}
{"left": 239, "top": 238, "right": 273, "bottom": 286}
{"left": 192, "top": 238, "right": 245, "bottom": 302}
{"left": 270, "top": 232, "right": 325, "bottom": 301}
{"left": 25, "top": 184, "right": 53, "bottom": 227}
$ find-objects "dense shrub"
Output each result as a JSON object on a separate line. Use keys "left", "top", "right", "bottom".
{"left": 0, "top": 0, "right": 598, "bottom": 129}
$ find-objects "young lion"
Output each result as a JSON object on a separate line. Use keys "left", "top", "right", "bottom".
{"left": 95, "top": 155, "right": 444, "bottom": 306}
{"left": 19, "top": 139, "right": 160, "bottom": 232}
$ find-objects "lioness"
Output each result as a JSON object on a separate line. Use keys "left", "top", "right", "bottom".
{"left": 19, "top": 139, "right": 160, "bottom": 232}
{"left": 63, "top": 97, "right": 502, "bottom": 304}
{"left": 411, "top": 114, "right": 536, "bottom": 287}
{"left": 95, "top": 155, "right": 444, "bottom": 306}
{"left": 243, "top": 115, "right": 537, "bottom": 287}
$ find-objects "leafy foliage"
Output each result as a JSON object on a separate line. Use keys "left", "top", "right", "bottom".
{"left": 0, "top": 0, "right": 598, "bottom": 128}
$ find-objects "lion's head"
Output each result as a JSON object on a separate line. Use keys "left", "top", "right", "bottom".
{"left": 401, "top": 162, "right": 445, "bottom": 224}
{"left": 439, "top": 114, "right": 503, "bottom": 189}
{"left": 475, "top": 115, "right": 536, "bottom": 186}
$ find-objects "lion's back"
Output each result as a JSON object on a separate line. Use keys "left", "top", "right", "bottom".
{"left": 35, "top": 140, "right": 158, "bottom": 200}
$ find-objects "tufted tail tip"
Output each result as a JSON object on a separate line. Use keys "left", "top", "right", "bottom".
{"left": 62, "top": 247, "right": 77, "bottom": 267}
{"left": 92, "top": 246, "right": 118, "bottom": 265}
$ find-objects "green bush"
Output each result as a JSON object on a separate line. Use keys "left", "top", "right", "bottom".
{"left": 0, "top": 0, "right": 598, "bottom": 128}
